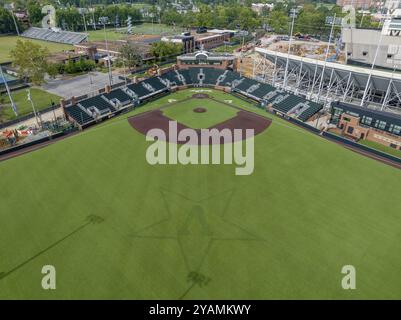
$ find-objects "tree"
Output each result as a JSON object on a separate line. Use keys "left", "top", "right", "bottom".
{"left": 47, "top": 63, "right": 59, "bottom": 79}
{"left": 150, "top": 41, "right": 183, "bottom": 62}
{"left": 267, "top": 10, "right": 289, "bottom": 33}
{"left": 11, "top": 40, "right": 49, "bottom": 85}
{"left": 27, "top": 1, "right": 43, "bottom": 25}
{"left": 0, "top": 7, "right": 22, "bottom": 34}
{"left": 119, "top": 43, "right": 143, "bottom": 70}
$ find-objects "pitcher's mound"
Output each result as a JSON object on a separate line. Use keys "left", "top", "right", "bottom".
{"left": 193, "top": 107, "right": 207, "bottom": 113}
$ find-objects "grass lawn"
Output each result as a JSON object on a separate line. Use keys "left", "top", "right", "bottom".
{"left": 162, "top": 97, "right": 238, "bottom": 128}
{"left": 359, "top": 139, "right": 401, "bottom": 159}
{"left": 87, "top": 23, "right": 178, "bottom": 42}
{"left": 0, "top": 88, "right": 61, "bottom": 123}
{"left": 0, "top": 36, "right": 72, "bottom": 63}
{"left": 1, "top": 89, "right": 401, "bottom": 299}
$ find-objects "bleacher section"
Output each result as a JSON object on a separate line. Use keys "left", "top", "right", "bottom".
{"left": 217, "top": 70, "right": 242, "bottom": 87}
{"left": 202, "top": 68, "right": 224, "bottom": 85}
{"left": 159, "top": 71, "right": 181, "bottom": 87}
{"left": 102, "top": 89, "right": 132, "bottom": 107}
{"left": 176, "top": 69, "right": 192, "bottom": 85}
{"left": 297, "top": 102, "right": 323, "bottom": 122}
{"left": 127, "top": 83, "right": 152, "bottom": 99}
{"left": 65, "top": 105, "right": 94, "bottom": 125}
{"left": 273, "top": 95, "right": 307, "bottom": 114}
{"left": 64, "top": 67, "right": 322, "bottom": 129}
{"left": 142, "top": 77, "right": 168, "bottom": 92}
{"left": 249, "top": 83, "right": 275, "bottom": 100}
{"left": 22, "top": 27, "right": 88, "bottom": 45}
{"left": 79, "top": 95, "right": 115, "bottom": 115}
{"left": 233, "top": 78, "right": 259, "bottom": 92}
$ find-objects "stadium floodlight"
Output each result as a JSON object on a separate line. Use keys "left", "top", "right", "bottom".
{"left": 26, "top": 89, "right": 41, "bottom": 128}
{"left": 283, "top": 8, "right": 297, "bottom": 88}
{"left": 99, "top": 16, "right": 113, "bottom": 87}
{"left": 316, "top": 13, "right": 337, "bottom": 104}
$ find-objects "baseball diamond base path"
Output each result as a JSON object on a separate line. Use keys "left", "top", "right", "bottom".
{"left": 128, "top": 109, "right": 272, "bottom": 145}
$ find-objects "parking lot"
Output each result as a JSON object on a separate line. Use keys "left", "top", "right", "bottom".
{"left": 42, "top": 71, "right": 123, "bottom": 99}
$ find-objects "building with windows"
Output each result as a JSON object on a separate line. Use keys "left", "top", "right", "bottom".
{"left": 330, "top": 101, "right": 401, "bottom": 150}
{"left": 341, "top": 28, "right": 401, "bottom": 71}
{"left": 177, "top": 50, "right": 237, "bottom": 70}
{"left": 161, "top": 32, "right": 195, "bottom": 53}
{"left": 336, "top": 0, "right": 379, "bottom": 9}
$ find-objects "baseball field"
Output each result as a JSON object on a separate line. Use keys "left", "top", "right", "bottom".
{"left": 1, "top": 88, "right": 401, "bottom": 299}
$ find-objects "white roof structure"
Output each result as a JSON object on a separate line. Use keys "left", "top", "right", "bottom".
{"left": 255, "top": 47, "right": 401, "bottom": 113}
{"left": 256, "top": 47, "right": 401, "bottom": 92}
{"left": 22, "top": 27, "right": 88, "bottom": 45}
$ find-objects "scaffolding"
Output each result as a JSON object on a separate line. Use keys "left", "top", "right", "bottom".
{"left": 253, "top": 47, "right": 401, "bottom": 115}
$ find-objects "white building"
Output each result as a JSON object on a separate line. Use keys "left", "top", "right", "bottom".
{"left": 251, "top": 3, "right": 274, "bottom": 15}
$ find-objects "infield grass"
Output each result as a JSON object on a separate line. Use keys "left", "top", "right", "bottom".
{"left": 1, "top": 89, "right": 401, "bottom": 299}
{"left": 162, "top": 98, "right": 238, "bottom": 128}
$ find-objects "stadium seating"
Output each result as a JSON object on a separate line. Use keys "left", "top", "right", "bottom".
{"left": 102, "top": 89, "right": 132, "bottom": 107}
{"left": 127, "top": 83, "right": 152, "bottom": 99}
{"left": 79, "top": 95, "right": 116, "bottom": 115}
{"left": 22, "top": 27, "right": 88, "bottom": 45}
{"left": 142, "top": 77, "right": 168, "bottom": 92}
{"left": 159, "top": 71, "right": 181, "bottom": 87}
{"left": 233, "top": 78, "right": 259, "bottom": 92}
{"left": 202, "top": 68, "right": 225, "bottom": 85}
{"left": 297, "top": 102, "right": 323, "bottom": 122}
{"left": 216, "top": 70, "right": 242, "bottom": 87}
{"left": 65, "top": 105, "right": 94, "bottom": 125}
{"left": 175, "top": 69, "right": 191, "bottom": 85}
{"left": 248, "top": 83, "right": 275, "bottom": 100}
{"left": 63, "top": 66, "right": 324, "bottom": 128}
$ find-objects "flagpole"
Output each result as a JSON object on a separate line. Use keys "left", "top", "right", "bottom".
{"left": 0, "top": 65, "right": 18, "bottom": 117}
{"left": 27, "top": 89, "right": 40, "bottom": 127}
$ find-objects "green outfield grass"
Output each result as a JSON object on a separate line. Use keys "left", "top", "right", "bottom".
{"left": 0, "top": 88, "right": 61, "bottom": 123}
{"left": 1, "top": 88, "right": 401, "bottom": 299}
{"left": 0, "top": 36, "right": 72, "bottom": 63}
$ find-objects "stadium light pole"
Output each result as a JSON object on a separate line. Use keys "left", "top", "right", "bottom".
{"left": 100, "top": 17, "right": 113, "bottom": 87}
{"left": 360, "top": 21, "right": 385, "bottom": 107}
{"left": 27, "top": 89, "right": 41, "bottom": 128}
{"left": 316, "top": 13, "right": 336, "bottom": 103}
{"left": 9, "top": 9, "right": 20, "bottom": 36}
{"left": 283, "top": 8, "right": 297, "bottom": 89}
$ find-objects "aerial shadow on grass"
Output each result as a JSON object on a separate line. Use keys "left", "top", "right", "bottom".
{"left": 0, "top": 215, "right": 104, "bottom": 281}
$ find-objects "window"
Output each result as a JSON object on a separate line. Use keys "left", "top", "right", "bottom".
{"left": 362, "top": 51, "right": 368, "bottom": 56}
{"left": 378, "top": 121, "right": 387, "bottom": 130}
{"left": 392, "top": 125, "right": 401, "bottom": 135}
{"left": 343, "top": 117, "right": 351, "bottom": 122}
{"left": 374, "top": 120, "right": 386, "bottom": 130}
{"left": 387, "top": 54, "right": 393, "bottom": 59}
{"left": 361, "top": 116, "right": 372, "bottom": 125}
{"left": 347, "top": 126, "right": 354, "bottom": 134}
